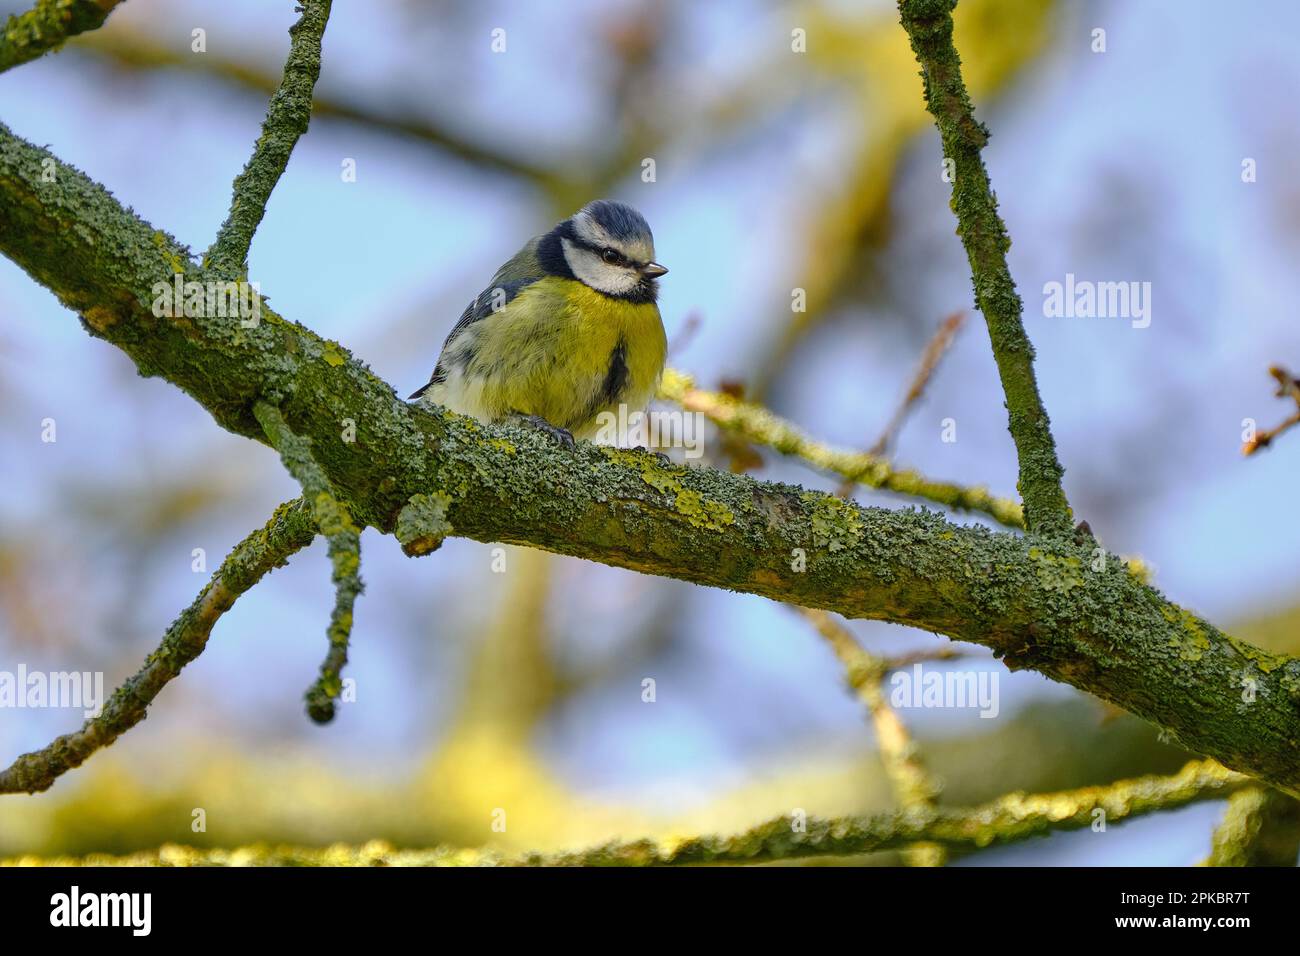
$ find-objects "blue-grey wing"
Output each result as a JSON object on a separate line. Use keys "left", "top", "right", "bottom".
{"left": 408, "top": 239, "right": 546, "bottom": 399}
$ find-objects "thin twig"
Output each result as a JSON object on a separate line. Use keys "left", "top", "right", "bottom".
{"left": 870, "top": 311, "right": 966, "bottom": 459}
{"left": 897, "top": 0, "right": 1072, "bottom": 536}
{"left": 253, "top": 402, "right": 363, "bottom": 724}
{"left": 835, "top": 312, "right": 966, "bottom": 498}
{"left": 800, "top": 607, "right": 946, "bottom": 865}
{"left": 879, "top": 646, "right": 974, "bottom": 670}
{"left": 666, "top": 310, "right": 703, "bottom": 360}
{"left": 0, "top": 499, "right": 316, "bottom": 794}
{"left": 205, "top": 0, "right": 332, "bottom": 276}
{"left": 659, "top": 368, "right": 1025, "bottom": 528}
{"left": 0, "top": 0, "right": 123, "bottom": 74}
{"left": 1242, "top": 365, "right": 1300, "bottom": 455}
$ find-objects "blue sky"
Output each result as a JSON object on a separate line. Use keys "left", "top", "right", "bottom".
{"left": 2, "top": 0, "right": 1298, "bottom": 864}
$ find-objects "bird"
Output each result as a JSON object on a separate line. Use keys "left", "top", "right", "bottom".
{"left": 409, "top": 199, "right": 668, "bottom": 447}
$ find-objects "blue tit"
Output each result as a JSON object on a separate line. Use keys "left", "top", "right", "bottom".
{"left": 409, "top": 199, "right": 669, "bottom": 444}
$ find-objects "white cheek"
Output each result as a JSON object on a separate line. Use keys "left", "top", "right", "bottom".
{"left": 561, "top": 239, "right": 640, "bottom": 295}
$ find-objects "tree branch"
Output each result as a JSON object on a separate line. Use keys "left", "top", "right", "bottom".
{"left": 4, "top": 759, "right": 1247, "bottom": 865}
{"left": 205, "top": 0, "right": 331, "bottom": 276}
{"left": 1242, "top": 364, "right": 1300, "bottom": 455}
{"left": 897, "top": 0, "right": 1072, "bottom": 536}
{"left": 802, "top": 607, "right": 946, "bottom": 865}
{"left": 0, "top": 499, "right": 315, "bottom": 794}
{"left": 525, "top": 759, "right": 1247, "bottom": 866}
{"left": 3, "top": 124, "right": 1300, "bottom": 792}
{"left": 72, "top": 26, "right": 571, "bottom": 195}
{"left": 1205, "top": 787, "right": 1300, "bottom": 866}
{"left": 254, "top": 402, "right": 363, "bottom": 724}
{"left": 0, "top": 0, "right": 121, "bottom": 74}
{"left": 658, "top": 369, "right": 1025, "bottom": 529}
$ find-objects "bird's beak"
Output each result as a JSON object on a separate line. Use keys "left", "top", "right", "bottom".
{"left": 642, "top": 262, "right": 668, "bottom": 278}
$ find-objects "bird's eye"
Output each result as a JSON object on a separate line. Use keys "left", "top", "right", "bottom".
{"left": 601, "top": 248, "right": 622, "bottom": 265}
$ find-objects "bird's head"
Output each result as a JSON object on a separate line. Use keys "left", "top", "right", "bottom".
{"left": 550, "top": 199, "right": 667, "bottom": 300}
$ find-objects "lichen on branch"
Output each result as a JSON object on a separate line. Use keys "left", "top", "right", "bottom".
{"left": 254, "top": 401, "right": 363, "bottom": 724}
{"left": 205, "top": 0, "right": 332, "bottom": 277}
{"left": 1205, "top": 787, "right": 1300, "bottom": 866}
{"left": 659, "top": 368, "right": 1024, "bottom": 529}
{"left": 0, "top": 499, "right": 316, "bottom": 795}
{"left": 897, "top": 0, "right": 1073, "bottom": 536}
{"left": 2, "top": 119, "right": 1300, "bottom": 794}
{"left": 2, "top": 759, "right": 1248, "bottom": 865}
{"left": 0, "top": 0, "right": 122, "bottom": 74}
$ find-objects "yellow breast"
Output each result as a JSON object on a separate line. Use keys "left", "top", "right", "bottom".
{"left": 451, "top": 277, "right": 667, "bottom": 436}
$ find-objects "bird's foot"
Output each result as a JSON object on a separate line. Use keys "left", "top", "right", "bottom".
{"left": 509, "top": 413, "right": 575, "bottom": 449}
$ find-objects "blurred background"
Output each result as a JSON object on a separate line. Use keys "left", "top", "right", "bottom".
{"left": 2, "top": 0, "right": 1299, "bottom": 865}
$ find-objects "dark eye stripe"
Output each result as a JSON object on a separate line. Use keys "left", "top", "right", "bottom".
{"left": 573, "top": 235, "right": 631, "bottom": 267}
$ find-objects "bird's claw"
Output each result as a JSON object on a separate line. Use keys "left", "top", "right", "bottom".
{"left": 510, "top": 413, "right": 575, "bottom": 448}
